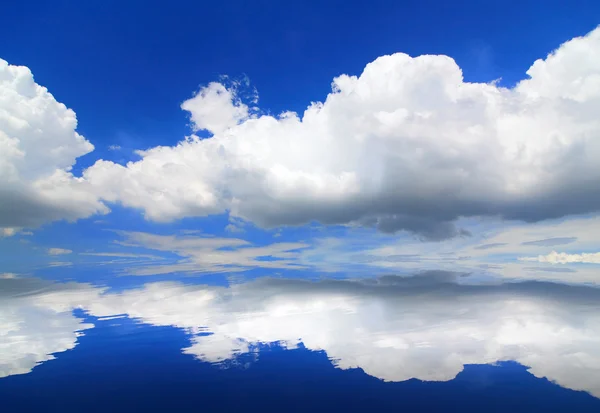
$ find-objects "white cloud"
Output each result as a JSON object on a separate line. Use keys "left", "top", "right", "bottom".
{"left": 4, "top": 29, "right": 600, "bottom": 238}
{"left": 1, "top": 228, "right": 18, "bottom": 237}
{"left": 180, "top": 81, "right": 252, "bottom": 135}
{"left": 0, "top": 59, "right": 108, "bottom": 232}
{"left": 488, "top": 262, "right": 600, "bottom": 284}
{"left": 47, "top": 247, "right": 73, "bottom": 256}
{"left": 79, "top": 252, "right": 162, "bottom": 259}
{"left": 46, "top": 261, "right": 73, "bottom": 268}
{"left": 520, "top": 251, "right": 600, "bottom": 265}
{"left": 82, "top": 27, "right": 600, "bottom": 240}
{"left": 110, "top": 230, "right": 310, "bottom": 275}
{"left": 108, "top": 145, "right": 121, "bottom": 151}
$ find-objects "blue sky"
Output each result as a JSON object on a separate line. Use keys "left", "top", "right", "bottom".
{"left": 4, "top": 3, "right": 600, "bottom": 404}
{"left": 2, "top": 1, "right": 600, "bottom": 288}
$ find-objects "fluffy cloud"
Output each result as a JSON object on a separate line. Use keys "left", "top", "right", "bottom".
{"left": 520, "top": 251, "right": 600, "bottom": 265}
{"left": 81, "top": 28, "right": 600, "bottom": 240}
{"left": 4, "top": 28, "right": 600, "bottom": 239}
{"left": 0, "top": 59, "right": 107, "bottom": 232}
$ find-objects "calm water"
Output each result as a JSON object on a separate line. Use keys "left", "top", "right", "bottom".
{"left": 2, "top": 271, "right": 600, "bottom": 412}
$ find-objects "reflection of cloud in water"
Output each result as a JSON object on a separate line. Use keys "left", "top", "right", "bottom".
{"left": 0, "top": 278, "right": 102, "bottom": 377}
{"left": 2, "top": 272, "right": 600, "bottom": 398}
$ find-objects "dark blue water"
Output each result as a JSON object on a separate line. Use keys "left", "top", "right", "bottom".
{"left": 2, "top": 313, "right": 599, "bottom": 413}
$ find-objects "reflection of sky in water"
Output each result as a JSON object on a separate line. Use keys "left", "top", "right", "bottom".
{"left": 2, "top": 271, "right": 600, "bottom": 411}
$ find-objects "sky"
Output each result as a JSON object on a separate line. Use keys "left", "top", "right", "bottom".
{"left": 3, "top": 2, "right": 600, "bottom": 408}
{"left": 1, "top": 1, "right": 600, "bottom": 286}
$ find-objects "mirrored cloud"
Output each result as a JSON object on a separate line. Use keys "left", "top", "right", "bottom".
{"left": 3, "top": 272, "right": 599, "bottom": 398}
{"left": 0, "top": 277, "right": 103, "bottom": 377}
{"left": 85, "top": 273, "right": 600, "bottom": 398}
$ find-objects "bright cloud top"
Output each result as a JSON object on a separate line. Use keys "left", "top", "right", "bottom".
{"left": 0, "top": 59, "right": 107, "bottom": 233}
{"left": 3, "top": 28, "right": 600, "bottom": 239}
{"left": 83, "top": 27, "right": 600, "bottom": 239}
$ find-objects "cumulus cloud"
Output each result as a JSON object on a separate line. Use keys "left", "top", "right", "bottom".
{"left": 47, "top": 248, "right": 73, "bottom": 256}
{"left": 80, "top": 27, "right": 600, "bottom": 240}
{"left": 0, "top": 59, "right": 107, "bottom": 232}
{"left": 4, "top": 29, "right": 600, "bottom": 239}
{"left": 520, "top": 251, "right": 600, "bottom": 265}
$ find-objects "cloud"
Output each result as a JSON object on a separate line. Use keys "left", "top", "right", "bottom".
{"left": 519, "top": 251, "right": 600, "bottom": 265}
{"left": 3, "top": 272, "right": 600, "bottom": 398}
{"left": 1, "top": 228, "right": 18, "bottom": 237}
{"left": 110, "top": 231, "right": 311, "bottom": 275}
{"left": 486, "top": 262, "right": 600, "bottom": 284}
{"left": 5, "top": 29, "right": 600, "bottom": 239}
{"left": 79, "top": 272, "right": 600, "bottom": 398}
{"left": 474, "top": 242, "right": 508, "bottom": 250}
{"left": 47, "top": 248, "right": 73, "bottom": 256}
{"left": 225, "top": 216, "right": 247, "bottom": 233}
{"left": 79, "top": 252, "right": 162, "bottom": 259}
{"left": 108, "top": 145, "right": 121, "bottom": 151}
{"left": 47, "top": 261, "right": 73, "bottom": 268}
{"left": 0, "top": 227, "right": 31, "bottom": 237}
{"left": 225, "top": 224, "right": 244, "bottom": 233}
{"left": 81, "top": 27, "right": 600, "bottom": 240}
{"left": 521, "top": 237, "right": 578, "bottom": 247}
{"left": 0, "top": 59, "right": 108, "bottom": 233}
{"left": 180, "top": 81, "right": 254, "bottom": 136}
{"left": 464, "top": 216, "right": 600, "bottom": 258}
{"left": 0, "top": 277, "right": 102, "bottom": 377}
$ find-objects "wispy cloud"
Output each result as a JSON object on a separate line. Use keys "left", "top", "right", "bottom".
{"left": 111, "top": 231, "right": 311, "bottom": 275}
{"left": 47, "top": 261, "right": 73, "bottom": 268}
{"left": 47, "top": 248, "right": 73, "bottom": 256}
{"left": 80, "top": 252, "right": 162, "bottom": 260}
{"left": 521, "top": 237, "right": 578, "bottom": 247}
{"left": 519, "top": 251, "right": 600, "bottom": 265}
